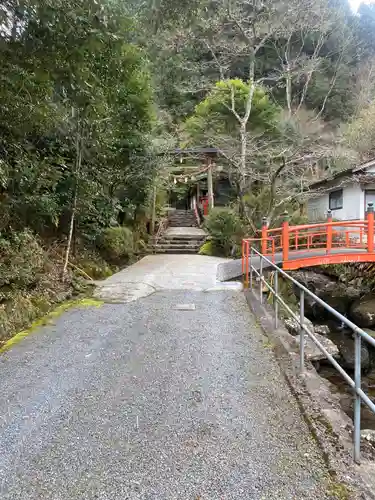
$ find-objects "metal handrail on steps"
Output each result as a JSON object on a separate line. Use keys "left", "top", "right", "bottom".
{"left": 243, "top": 244, "right": 375, "bottom": 464}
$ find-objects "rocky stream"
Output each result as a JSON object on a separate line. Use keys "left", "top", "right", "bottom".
{"left": 282, "top": 266, "right": 375, "bottom": 433}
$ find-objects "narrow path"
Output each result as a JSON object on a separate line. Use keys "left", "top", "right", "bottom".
{"left": 0, "top": 256, "right": 332, "bottom": 499}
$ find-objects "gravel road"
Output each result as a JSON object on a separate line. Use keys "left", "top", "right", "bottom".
{"left": 0, "top": 288, "right": 332, "bottom": 499}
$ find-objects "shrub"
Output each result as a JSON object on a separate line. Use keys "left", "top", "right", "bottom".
{"left": 204, "top": 208, "right": 243, "bottom": 256}
{"left": 0, "top": 230, "right": 45, "bottom": 292}
{"left": 198, "top": 240, "right": 214, "bottom": 256}
{"left": 80, "top": 260, "right": 113, "bottom": 280}
{"left": 98, "top": 227, "right": 134, "bottom": 263}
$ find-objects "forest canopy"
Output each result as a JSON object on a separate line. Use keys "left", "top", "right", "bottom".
{"left": 2, "top": 0, "right": 375, "bottom": 239}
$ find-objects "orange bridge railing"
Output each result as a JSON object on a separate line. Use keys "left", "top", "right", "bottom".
{"left": 242, "top": 202, "right": 375, "bottom": 281}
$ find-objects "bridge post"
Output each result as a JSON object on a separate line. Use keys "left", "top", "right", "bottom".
{"left": 282, "top": 211, "right": 289, "bottom": 264}
{"left": 326, "top": 209, "right": 332, "bottom": 254}
{"left": 261, "top": 217, "right": 268, "bottom": 254}
{"left": 367, "top": 202, "right": 374, "bottom": 254}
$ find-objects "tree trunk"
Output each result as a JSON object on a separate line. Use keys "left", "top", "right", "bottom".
{"left": 62, "top": 186, "right": 78, "bottom": 278}
{"left": 62, "top": 111, "right": 82, "bottom": 278}
{"left": 238, "top": 58, "right": 255, "bottom": 217}
{"left": 265, "top": 158, "right": 287, "bottom": 223}
{"left": 238, "top": 122, "right": 247, "bottom": 216}
{"left": 286, "top": 67, "right": 292, "bottom": 116}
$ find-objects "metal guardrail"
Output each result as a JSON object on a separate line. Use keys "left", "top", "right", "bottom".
{"left": 245, "top": 245, "right": 375, "bottom": 463}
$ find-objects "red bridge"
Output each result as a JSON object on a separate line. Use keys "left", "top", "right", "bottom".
{"left": 242, "top": 203, "right": 375, "bottom": 281}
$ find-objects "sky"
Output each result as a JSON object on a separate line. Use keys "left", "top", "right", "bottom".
{"left": 349, "top": 0, "right": 375, "bottom": 12}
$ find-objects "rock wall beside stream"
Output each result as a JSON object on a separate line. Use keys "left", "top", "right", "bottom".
{"left": 280, "top": 264, "right": 375, "bottom": 432}
{"left": 288, "top": 267, "right": 375, "bottom": 371}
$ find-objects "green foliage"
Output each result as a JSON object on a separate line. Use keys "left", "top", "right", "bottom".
{"left": 358, "top": 3, "right": 375, "bottom": 58}
{"left": 98, "top": 227, "right": 134, "bottom": 263}
{"left": 198, "top": 240, "right": 214, "bottom": 256}
{"left": 271, "top": 210, "right": 309, "bottom": 229}
{"left": 0, "top": 229, "right": 73, "bottom": 342}
{"left": 185, "top": 79, "right": 280, "bottom": 139}
{"left": 346, "top": 101, "right": 375, "bottom": 156}
{"left": 79, "top": 260, "right": 113, "bottom": 280}
{"left": 306, "top": 62, "right": 356, "bottom": 121}
{"left": 204, "top": 208, "right": 243, "bottom": 256}
{"left": 0, "top": 230, "right": 45, "bottom": 293}
{"left": 0, "top": 0, "right": 156, "bottom": 238}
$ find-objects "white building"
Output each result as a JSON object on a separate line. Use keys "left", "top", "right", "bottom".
{"left": 307, "top": 159, "right": 375, "bottom": 221}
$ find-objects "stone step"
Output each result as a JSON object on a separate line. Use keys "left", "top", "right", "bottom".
{"left": 168, "top": 217, "right": 197, "bottom": 222}
{"left": 169, "top": 223, "right": 197, "bottom": 228}
{"left": 168, "top": 218, "right": 197, "bottom": 223}
{"left": 162, "top": 234, "right": 206, "bottom": 240}
{"left": 169, "top": 212, "right": 195, "bottom": 217}
{"left": 152, "top": 248, "right": 199, "bottom": 254}
{"left": 169, "top": 213, "right": 196, "bottom": 216}
{"left": 152, "top": 239, "right": 205, "bottom": 245}
{"left": 150, "top": 239, "right": 203, "bottom": 245}
{"left": 168, "top": 210, "right": 198, "bottom": 228}
{"left": 149, "top": 244, "right": 201, "bottom": 250}
{"left": 169, "top": 213, "right": 196, "bottom": 217}
{"left": 169, "top": 210, "right": 195, "bottom": 215}
{"left": 155, "top": 243, "right": 204, "bottom": 249}
{"left": 161, "top": 238, "right": 205, "bottom": 244}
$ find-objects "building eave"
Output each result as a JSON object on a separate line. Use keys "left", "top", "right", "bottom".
{"left": 309, "top": 158, "right": 375, "bottom": 190}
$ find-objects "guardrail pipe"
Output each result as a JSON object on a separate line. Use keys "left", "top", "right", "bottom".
{"left": 261, "top": 217, "right": 268, "bottom": 254}
{"left": 246, "top": 245, "right": 375, "bottom": 463}
{"left": 242, "top": 240, "right": 246, "bottom": 286}
{"left": 299, "top": 289, "right": 305, "bottom": 374}
{"left": 244, "top": 240, "right": 249, "bottom": 288}
{"left": 326, "top": 209, "right": 332, "bottom": 253}
{"left": 354, "top": 331, "right": 362, "bottom": 463}
{"left": 250, "top": 246, "right": 253, "bottom": 290}
{"left": 367, "top": 202, "right": 374, "bottom": 254}
{"left": 282, "top": 211, "right": 289, "bottom": 263}
{"left": 274, "top": 271, "right": 279, "bottom": 329}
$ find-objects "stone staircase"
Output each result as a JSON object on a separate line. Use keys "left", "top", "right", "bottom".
{"left": 149, "top": 210, "right": 206, "bottom": 254}
{"left": 150, "top": 232, "right": 206, "bottom": 254}
{"left": 168, "top": 209, "right": 197, "bottom": 228}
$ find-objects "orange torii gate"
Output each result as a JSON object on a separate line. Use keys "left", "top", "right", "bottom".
{"left": 242, "top": 202, "right": 375, "bottom": 284}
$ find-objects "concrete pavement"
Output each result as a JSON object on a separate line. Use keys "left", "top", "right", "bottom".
{"left": 94, "top": 254, "right": 241, "bottom": 302}
{"left": 0, "top": 255, "right": 334, "bottom": 499}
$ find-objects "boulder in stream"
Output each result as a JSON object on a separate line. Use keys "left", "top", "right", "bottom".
{"left": 314, "top": 324, "right": 331, "bottom": 336}
{"left": 290, "top": 270, "right": 362, "bottom": 319}
{"left": 284, "top": 316, "right": 314, "bottom": 336}
{"left": 361, "top": 429, "right": 375, "bottom": 446}
{"left": 294, "top": 332, "right": 339, "bottom": 362}
{"left": 337, "top": 337, "right": 371, "bottom": 371}
{"left": 350, "top": 295, "right": 375, "bottom": 328}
